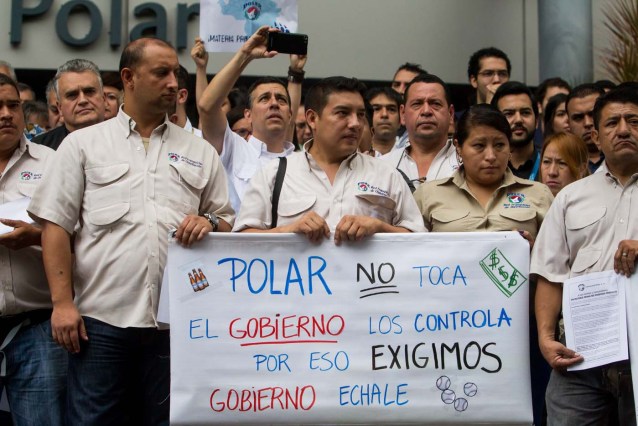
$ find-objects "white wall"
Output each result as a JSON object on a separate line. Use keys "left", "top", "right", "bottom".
{"left": 0, "top": 0, "right": 614, "bottom": 85}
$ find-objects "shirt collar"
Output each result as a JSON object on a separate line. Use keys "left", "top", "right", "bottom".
{"left": 248, "top": 134, "right": 295, "bottom": 157}
{"left": 183, "top": 117, "right": 198, "bottom": 134}
{"left": 448, "top": 167, "right": 533, "bottom": 190}
{"left": 117, "top": 105, "right": 168, "bottom": 138}
{"left": 602, "top": 161, "right": 638, "bottom": 186}
{"left": 302, "top": 140, "right": 358, "bottom": 170}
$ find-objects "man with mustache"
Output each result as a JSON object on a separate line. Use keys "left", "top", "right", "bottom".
{"left": 533, "top": 86, "right": 638, "bottom": 425}
{"left": 234, "top": 76, "right": 424, "bottom": 241}
{"left": 198, "top": 26, "right": 306, "bottom": 213}
{"left": 380, "top": 73, "right": 459, "bottom": 192}
{"left": 32, "top": 59, "right": 106, "bottom": 150}
{"left": 28, "top": 38, "right": 234, "bottom": 424}
{"left": 492, "top": 82, "right": 540, "bottom": 180}
{"left": 0, "top": 73, "right": 66, "bottom": 425}
{"left": 566, "top": 84, "right": 606, "bottom": 173}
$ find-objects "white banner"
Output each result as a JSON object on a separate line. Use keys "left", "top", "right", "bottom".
{"left": 200, "top": 0, "right": 298, "bottom": 52}
{"left": 167, "top": 232, "right": 533, "bottom": 424}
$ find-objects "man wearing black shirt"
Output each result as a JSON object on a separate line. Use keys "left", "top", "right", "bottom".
{"left": 492, "top": 82, "right": 540, "bottom": 180}
{"left": 32, "top": 59, "right": 105, "bottom": 150}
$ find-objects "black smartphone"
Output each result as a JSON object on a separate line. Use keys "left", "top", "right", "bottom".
{"left": 266, "top": 32, "right": 308, "bottom": 55}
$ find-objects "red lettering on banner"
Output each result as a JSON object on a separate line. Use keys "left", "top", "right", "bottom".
{"left": 209, "top": 386, "right": 317, "bottom": 412}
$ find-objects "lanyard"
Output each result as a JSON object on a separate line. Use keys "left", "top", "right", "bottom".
{"left": 528, "top": 152, "right": 541, "bottom": 181}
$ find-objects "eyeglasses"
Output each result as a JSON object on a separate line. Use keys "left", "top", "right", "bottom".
{"left": 478, "top": 70, "right": 509, "bottom": 79}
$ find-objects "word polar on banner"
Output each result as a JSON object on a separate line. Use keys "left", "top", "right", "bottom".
{"left": 168, "top": 233, "right": 532, "bottom": 424}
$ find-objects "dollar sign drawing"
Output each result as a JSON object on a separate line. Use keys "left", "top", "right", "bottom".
{"left": 498, "top": 266, "right": 509, "bottom": 281}
{"left": 508, "top": 271, "right": 519, "bottom": 288}
{"left": 489, "top": 251, "right": 500, "bottom": 269}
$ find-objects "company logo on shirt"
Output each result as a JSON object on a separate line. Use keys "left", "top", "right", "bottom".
{"left": 20, "top": 171, "right": 33, "bottom": 180}
{"left": 507, "top": 193, "right": 525, "bottom": 204}
{"left": 357, "top": 181, "right": 389, "bottom": 197}
{"left": 168, "top": 152, "right": 203, "bottom": 168}
{"left": 504, "top": 192, "right": 530, "bottom": 209}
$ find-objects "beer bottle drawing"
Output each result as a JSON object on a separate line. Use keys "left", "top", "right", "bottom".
{"left": 188, "top": 272, "right": 198, "bottom": 292}
{"left": 198, "top": 268, "right": 209, "bottom": 289}
{"left": 192, "top": 268, "right": 204, "bottom": 291}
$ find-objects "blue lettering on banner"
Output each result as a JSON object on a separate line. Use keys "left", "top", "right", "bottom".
{"left": 368, "top": 315, "right": 403, "bottom": 335}
{"left": 253, "top": 353, "right": 291, "bottom": 372}
{"left": 412, "top": 265, "right": 468, "bottom": 287}
{"left": 339, "top": 383, "right": 409, "bottom": 406}
{"left": 217, "top": 256, "right": 332, "bottom": 295}
{"left": 189, "top": 318, "right": 219, "bottom": 339}
{"left": 309, "top": 351, "right": 350, "bottom": 371}
{"left": 413, "top": 308, "right": 512, "bottom": 332}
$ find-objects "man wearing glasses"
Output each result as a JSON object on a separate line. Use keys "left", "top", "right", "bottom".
{"left": 467, "top": 47, "right": 511, "bottom": 105}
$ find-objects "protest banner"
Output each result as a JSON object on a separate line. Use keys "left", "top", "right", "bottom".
{"left": 200, "top": 0, "right": 298, "bottom": 52}
{"left": 167, "top": 232, "right": 533, "bottom": 424}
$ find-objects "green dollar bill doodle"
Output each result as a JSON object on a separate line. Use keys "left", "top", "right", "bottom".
{"left": 479, "top": 248, "right": 527, "bottom": 297}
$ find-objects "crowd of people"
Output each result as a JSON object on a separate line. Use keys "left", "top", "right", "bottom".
{"left": 0, "top": 24, "right": 636, "bottom": 425}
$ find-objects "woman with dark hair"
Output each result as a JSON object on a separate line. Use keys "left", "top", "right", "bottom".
{"left": 542, "top": 93, "right": 570, "bottom": 139}
{"left": 414, "top": 103, "right": 554, "bottom": 426}
{"left": 540, "top": 132, "right": 589, "bottom": 196}
{"left": 414, "top": 104, "right": 553, "bottom": 242}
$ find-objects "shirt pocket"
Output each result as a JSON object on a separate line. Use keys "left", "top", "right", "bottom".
{"left": 355, "top": 193, "right": 397, "bottom": 223}
{"left": 430, "top": 209, "right": 470, "bottom": 231}
{"left": 498, "top": 209, "right": 538, "bottom": 234}
{"left": 158, "top": 162, "right": 209, "bottom": 225}
{"left": 565, "top": 207, "right": 605, "bottom": 274}
{"left": 85, "top": 163, "right": 130, "bottom": 226}
{"left": 571, "top": 248, "right": 602, "bottom": 274}
{"left": 234, "top": 161, "right": 257, "bottom": 183}
{"left": 17, "top": 181, "right": 37, "bottom": 197}
{"left": 167, "top": 162, "right": 209, "bottom": 207}
{"left": 565, "top": 207, "right": 606, "bottom": 231}
{"left": 278, "top": 196, "right": 317, "bottom": 221}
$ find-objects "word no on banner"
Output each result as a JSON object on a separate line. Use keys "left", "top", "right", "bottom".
{"left": 166, "top": 232, "right": 533, "bottom": 424}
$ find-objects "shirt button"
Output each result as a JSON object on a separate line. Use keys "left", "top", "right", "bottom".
{"left": 619, "top": 219, "right": 625, "bottom": 223}
{"left": 151, "top": 252, "right": 156, "bottom": 257}
{"left": 137, "top": 147, "right": 142, "bottom": 151}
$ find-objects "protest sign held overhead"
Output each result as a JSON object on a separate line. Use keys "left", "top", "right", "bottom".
{"left": 200, "top": 0, "right": 298, "bottom": 52}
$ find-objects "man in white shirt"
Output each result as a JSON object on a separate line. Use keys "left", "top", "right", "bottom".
{"left": 28, "top": 38, "right": 234, "bottom": 425}
{"left": 234, "top": 76, "right": 425, "bottom": 241}
{"left": 198, "top": 26, "right": 306, "bottom": 213}
{"left": 381, "top": 73, "right": 459, "bottom": 192}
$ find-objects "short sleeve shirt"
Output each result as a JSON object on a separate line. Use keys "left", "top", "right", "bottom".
{"left": 531, "top": 167, "right": 638, "bottom": 283}
{"left": 234, "top": 143, "right": 426, "bottom": 232}
{"left": 28, "top": 109, "right": 234, "bottom": 328}
{"left": 414, "top": 168, "right": 553, "bottom": 237}
{"left": 380, "top": 139, "right": 459, "bottom": 189}
{"left": 0, "top": 137, "right": 53, "bottom": 316}
{"left": 220, "top": 124, "right": 295, "bottom": 213}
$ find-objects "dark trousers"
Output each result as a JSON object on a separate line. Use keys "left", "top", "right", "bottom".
{"left": 66, "top": 317, "right": 170, "bottom": 426}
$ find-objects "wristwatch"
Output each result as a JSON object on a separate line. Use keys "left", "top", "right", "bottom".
{"left": 203, "top": 213, "right": 219, "bottom": 232}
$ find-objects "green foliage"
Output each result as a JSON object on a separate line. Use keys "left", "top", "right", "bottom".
{"left": 603, "top": 0, "right": 638, "bottom": 82}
